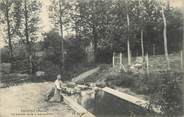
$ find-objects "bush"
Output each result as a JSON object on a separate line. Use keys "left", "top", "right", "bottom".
{"left": 42, "top": 31, "right": 87, "bottom": 80}
{"left": 148, "top": 71, "right": 183, "bottom": 116}
{"left": 40, "top": 60, "right": 60, "bottom": 81}
{"left": 96, "top": 47, "right": 113, "bottom": 64}
{"left": 106, "top": 71, "right": 183, "bottom": 116}
{"left": 64, "top": 38, "right": 87, "bottom": 71}
{"left": 1, "top": 47, "right": 10, "bottom": 63}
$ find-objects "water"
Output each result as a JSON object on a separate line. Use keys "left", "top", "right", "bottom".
{"left": 77, "top": 89, "right": 155, "bottom": 117}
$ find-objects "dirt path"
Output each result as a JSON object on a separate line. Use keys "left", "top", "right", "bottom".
{"left": 0, "top": 82, "right": 79, "bottom": 117}
{"left": 72, "top": 67, "right": 100, "bottom": 83}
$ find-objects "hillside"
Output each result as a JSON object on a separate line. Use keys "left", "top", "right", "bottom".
{"left": 77, "top": 52, "right": 182, "bottom": 85}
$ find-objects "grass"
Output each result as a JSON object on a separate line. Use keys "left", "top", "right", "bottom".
{"left": 75, "top": 52, "right": 184, "bottom": 116}
{"left": 80, "top": 52, "right": 183, "bottom": 84}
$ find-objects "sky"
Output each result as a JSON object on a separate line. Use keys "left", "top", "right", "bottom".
{"left": 0, "top": 0, "right": 184, "bottom": 48}
{"left": 40, "top": 0, "right": 52, "bottom": 32}
{"left": 39, "top": 0, "right": 184, "bottom": 33}
{"left": 171, "top": 0, "right": 184, "bottom": 8}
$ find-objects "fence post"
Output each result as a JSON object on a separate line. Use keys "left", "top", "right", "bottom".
{"left": 146, "top": 53, "right": 149, "bottom": 74}
{"left": 181, "top": 50, "right": 183, "bottom": 70}
{"left": 153, "top": 44, "right": 156, "bottom": 56}
{"left": 113, "top": 52, "right": 115, "bottom": 67}
{"left": 120, "top": 52, "right": 122, "bottom": 69}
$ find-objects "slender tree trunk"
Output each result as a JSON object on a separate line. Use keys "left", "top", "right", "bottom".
{"left": 75, "top": 21, "right": 80, "bottom": 39}
{"left": 181, "top": 50, "right": 183, "bottom": 70}
{"left": 127, "top": 13, "right": 131, "bottom": 65}
{"left": 181, "top": 9, "right": 184, "bottom": 116}
{"left": 182, "top": 11, "right": 184, "bottom": 70}
{"left": 24, "top": 0, "right": 32, "bottom": 74}
{"left": 127, "top": 38, "right": 131, "bottom": 65}
{"left": 161, "top": 7, "right": 170, "bottom": 69}
{"left": 5, "top": 0, "right": 13, "bottom": 63}
{"left": 139, "top": 0, "right": 144, "bottom": 60}
{"left": 92, "top": 25, "right": 98, "bottom": 63}
{"left": 59, "top": 0, "right": 64, "bottom": 74}
{"left": 141, "top": 29, "right": 144, "bottom": 59}
{"left": 146, "top": 53, "right": 149, "bottom": 74}
{"left": 91, "top": 1, "right": 97, "bottom": 63}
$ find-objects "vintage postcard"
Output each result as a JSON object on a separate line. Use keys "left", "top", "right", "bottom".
{"left": 0, "top": 0, "right": 184, "bottom": 117}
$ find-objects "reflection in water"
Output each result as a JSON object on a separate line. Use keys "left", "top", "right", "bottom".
{"left": 77, "top": 89, "right": 156, "bottom": 117}
{"left": 78, "top": 90, "right": 95, "bottom": 113}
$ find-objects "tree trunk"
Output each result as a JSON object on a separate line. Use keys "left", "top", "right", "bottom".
{"left": 92, "top": 25, "right": 98, "bottom": 63}
{"left": 182, "top": 11, "right": 184, "bottom": 70}
{"left": 161, "top": 7, "right": 170, "bottom": 69}
{"left": 146, "top": 53, "right": 149, "bottom": 74}
{"left": 24, "top": 0, "right": 32, "bottom": 74}
{"left": 127, "top": 38, "right": 131, "bottom": 65}
{"left": 141, "top": 29, "right": 144, "bottom": 59}
{"left": 59, "top": 0, "right": 64, "bottom": 75}
{"left": 127, "top": 13, "right": 131, "bottom": 65}
{"left": 5, "top": 0, "right": 13, "bottom": 63}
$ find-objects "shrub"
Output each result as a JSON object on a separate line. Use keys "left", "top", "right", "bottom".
{"left": 106, "top": 70, "right": 183, "bottom": 116}
{"left": 40, "top": 60, "right": 60, "bottom": 81}
{"left": 148, "top": 71, "right": 183, "bottom": 116}
{"left": 1, "top": 47, "right": 10, "bottom": 63}
{"left": 42, "top": 31, "right": 87, "bottom": 80}
{"left": 96, "top": 47, "right": 113, "bottom": 64}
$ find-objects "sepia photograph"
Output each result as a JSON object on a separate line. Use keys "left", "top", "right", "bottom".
{"left": 0, "top": 0, "right": 184, "bottom": 117}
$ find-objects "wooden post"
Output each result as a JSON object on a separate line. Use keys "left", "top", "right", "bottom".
{"left": 127, "top": 37, "right": 131, "bottom": 65}
{"left": 120, "top": 52, "right": 122, "bottom": 69}
{"left": 113, "top": 52, "right": 115, "bottom": 67}
{"left": 153, "top": 44, "right": 156, "bottom": 56}
{"left": 146, "top": 53, "right": 149, "bottom": 74}
{"left": 181, "top": 50, "right": 183, "bottom": 70}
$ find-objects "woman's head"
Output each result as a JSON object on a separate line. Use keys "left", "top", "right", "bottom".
{"left": 57, "top": 74, "right": 61, "bottom": 80}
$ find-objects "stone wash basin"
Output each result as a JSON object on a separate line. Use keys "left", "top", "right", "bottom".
{"left": 62, "top": 83, "right": 161, "bottom": 117}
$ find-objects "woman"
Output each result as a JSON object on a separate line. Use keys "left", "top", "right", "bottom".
{"left": 46, "top": 74, "right": 63, "bottom": 102}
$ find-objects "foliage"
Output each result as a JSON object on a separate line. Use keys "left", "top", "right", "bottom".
{"left": 0, "top": 0, "right": 23, "bottom": 62}
{"left": 41, "top": 30, "right": 87, "bottom": 80}
{"left": 1, "top": 0, "right": 183, "bottom": 74}
{"left": 43, "top": 31, "right": 62, "bottom": 65}
{"left": 39, "top": 60, "right": 60, "bottom": 81}
{"left": 106, "top": 71, "right": 183, "bottom": 116}
{"left": 68, "top": 0, "right": 183, "bottom": 58}
{"left": 1, "top": 47, "right": 10, "bottom": 63}
{"left": 96, "top": 47, "right": 113, "bottom": 63}
{"left": 64, "top": 37, "right": 87, "bottom": 70}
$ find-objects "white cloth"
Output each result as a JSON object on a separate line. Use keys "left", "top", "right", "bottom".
{"left": 54, "top": 79, "right": 63, "bottom": 90}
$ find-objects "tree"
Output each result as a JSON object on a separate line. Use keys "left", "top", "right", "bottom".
{"left": 43, "top": 31, "right": 62, "bottom": 65}
{"left": 182, "top": 9, "right": 184, "bottom": 70}
{"left": 81, "top": 0, "right": 101, "bottom": 62}
{"left": 160, "top": 0, "right": 170, "bottom": 69}
{"left": 22, "top": 0, "right": 41, "bottom": 74}
{"left": 138, "top": 0, "right": 145, "bottom": 59}
{"left": 125, "top": 0, "right": 131, "bottom": 65}
{"left": 47, "top": 0, "right": 182, "bottom": 66}
{"left": 49, "top": 0, "right": 73, "bottom": 74}
{"left": 74, "top": 0, "right": 115, "bottom": 62}
{"left": 0, "top": 0, "right": 22, "bottom": 63}
{"left": 42, "top": 30, "right": 87, "bottom": 80}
